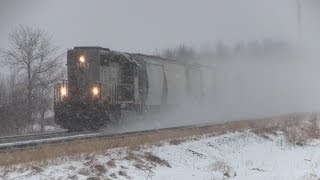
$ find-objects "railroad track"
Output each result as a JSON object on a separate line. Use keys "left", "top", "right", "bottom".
{"left": 0, "top": 131, "right": 100, "bottom": 151}
{"left": 0, "top": 131, "right": 67, "bottom": 144}
{"left": 0, "top": 123, "right": 218, "bottom": 152}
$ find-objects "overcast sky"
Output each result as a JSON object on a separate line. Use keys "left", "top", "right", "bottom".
{"left": 0, "top": 0, "right": 319, "bottom": 119}
{"left": 0, "top": 0, "right": 319, "bottom": 60}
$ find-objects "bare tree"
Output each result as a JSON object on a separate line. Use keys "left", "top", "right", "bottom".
{"left": 1, "top": 25, "right": 64, "bottom": 132}
{"left": 161, "top": 44, "right": 197, "bottom": 61}
{"left": 0, "top": 71, "right": 26, "bottom": 134}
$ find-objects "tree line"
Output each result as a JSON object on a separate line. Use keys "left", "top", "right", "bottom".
{"left": 159, "top": 39, "right": 293, "bottom": 63}
{"left": 0, "top": 25, "right": 64, "bottom": 134}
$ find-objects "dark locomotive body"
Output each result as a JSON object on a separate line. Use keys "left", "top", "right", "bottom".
{"left": 54, "top": 46, "right": 213, "bottom": 131}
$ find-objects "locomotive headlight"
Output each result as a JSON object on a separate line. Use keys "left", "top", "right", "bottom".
{"left": 92, "top": 87, "right": 99, "bottom": 96}
{"left": 60, "top": 87, "right": 67, "bottom": 97}
{"left": 79, "top": 56, "right": 85, "bottom": 63}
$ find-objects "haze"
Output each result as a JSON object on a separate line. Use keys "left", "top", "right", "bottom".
{"left": 1, "top": 0, "right": 320, "bottom": 126}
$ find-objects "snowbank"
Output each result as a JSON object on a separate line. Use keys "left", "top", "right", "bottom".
{"left": 1, "top": 131, "right": 320, "bottom": 180}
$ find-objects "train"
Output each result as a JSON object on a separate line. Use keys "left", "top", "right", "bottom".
{"left": 54, "top": 46, "right": 214, "bottom": 131}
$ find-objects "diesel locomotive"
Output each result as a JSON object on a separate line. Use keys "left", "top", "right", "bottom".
{"left": 54, "top": 46, "right": 213, "bottom": 131}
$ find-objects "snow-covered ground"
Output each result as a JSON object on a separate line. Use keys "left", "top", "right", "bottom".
{"left": 1, "top": 131, "right": 320, "bottom": 180}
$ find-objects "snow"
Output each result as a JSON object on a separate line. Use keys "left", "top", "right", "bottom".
{"left": 1, "top": 131, "right": 320, "bottom": 180}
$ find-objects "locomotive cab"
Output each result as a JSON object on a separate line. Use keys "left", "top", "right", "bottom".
{"left": 54, "top": 47, "right": 145, "bottom": 131}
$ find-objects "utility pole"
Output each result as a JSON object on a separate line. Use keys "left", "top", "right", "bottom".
{"left": 297, "top": 0, "right": 302, "bottom": 42}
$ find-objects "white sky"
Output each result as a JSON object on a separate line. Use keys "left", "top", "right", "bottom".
{"left": 0, "top": 0, "right": 319, "bottom": 73}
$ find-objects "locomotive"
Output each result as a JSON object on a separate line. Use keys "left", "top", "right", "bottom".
{"left": 54, "top": 46, "right": 214, "bottom": 131}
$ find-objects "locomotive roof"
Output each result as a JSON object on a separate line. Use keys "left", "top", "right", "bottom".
{"left": 98, "top": 49, "right": 185, "bottom": 67}
{"left": 70, "top": 46, "right": 213, "bottom": 68}
{"left": 73, "top": 46, "right": 110, "bottom": 51}
{"left": 130, "top": 53, "right": 186, "bottom": 66}
{"left": 71, "top": 46, "right": 180, "bottom": 63}
{"left": 130, "top": 53, "right": 177, "bottom": 62}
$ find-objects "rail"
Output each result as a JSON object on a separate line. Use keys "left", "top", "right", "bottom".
{"left": 0, "top": 123, "right": 215, "bottom": 152}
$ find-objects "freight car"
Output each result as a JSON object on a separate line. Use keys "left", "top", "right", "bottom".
{"left": 54, "top": 47, "right": 214, "bottom": 131}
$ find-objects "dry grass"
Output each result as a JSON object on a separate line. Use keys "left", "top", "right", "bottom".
{"left": 143, "top": 152, "right": 171, "bottom": 168}
{"left": 210, "top": 161, "right": 236, "bottom": 178}
{"left": 251, "top": 127, "right": 279, "bottom": 140}
{"left": 251, "top": 112, "right": 320, "bottom": 146}
{"left": 91, "top": 164, "right": 107, "bottom": 174}
{"left": 124, "top": 152, "right": 143, "bottom": 164}
{"left": 106, "top": 159, "right": 116, "bottom": 168}
{"left": 168, "top": 138, "right": 186, "bottom": 145}
{"left": 0, "top": 112, "right": 319, "bottom": 166}
{"left": 281, "top": 114, "right": 320, "bottom": 146}
{"left": 118, "top": 170, "right": 130, "bottom": 179}
{"left": 78, "top": 167, "right": 91, "bottom": 176}
{"left": 86, "top": 177, "right": 101, "bottom": 180}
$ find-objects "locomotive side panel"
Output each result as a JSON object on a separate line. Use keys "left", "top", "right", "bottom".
{"left": 99, "top": 52, "right": 139, "bottom": 107}
{"left": 99, "top": 54, "right": 120, "bottom": 103}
